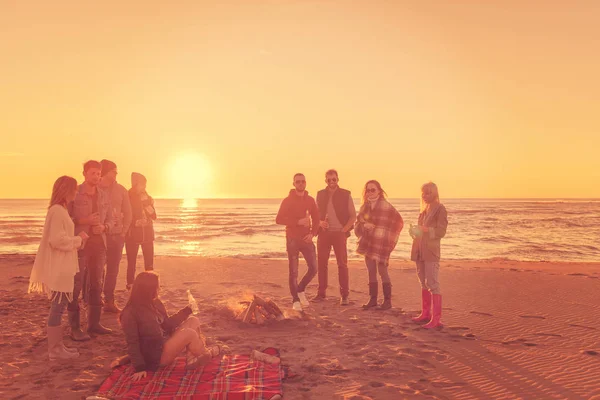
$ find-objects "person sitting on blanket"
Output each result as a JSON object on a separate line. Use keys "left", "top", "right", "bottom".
{"left": 117, "top": 271, "right": 220, "bottom": 381}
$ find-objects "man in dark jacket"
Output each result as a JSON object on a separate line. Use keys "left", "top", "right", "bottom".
{"left": 276, "top": 173, "right": 320, "bottom": 312}
{"left": 99, "top": 159, "right": 132, "bottom": 313}
{"left": 315, "top": 169, "right": 356, "bottom": 305}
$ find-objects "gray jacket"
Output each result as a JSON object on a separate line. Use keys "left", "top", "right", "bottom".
{"left": 410, "top": 203, "right": 448, "bottom": 262}
{"left": 101, "top": 181, "right": 132, "bottom": 235}
{"left": 69, "top": 183, "right": 113, "bottom": 247}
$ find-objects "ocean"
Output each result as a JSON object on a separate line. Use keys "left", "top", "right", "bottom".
{"left": 0, "top": 198, "right": 599, "bottom": 262}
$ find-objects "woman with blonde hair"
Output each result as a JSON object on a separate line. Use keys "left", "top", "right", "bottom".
{"left": 29, "top": 176, "right": 89, "bottom": 360}
{"left": 355, "top": 180, "right": 403, "bottom": 310}
{"left": 409, "top": 182, "right": 448, "bottom": 328}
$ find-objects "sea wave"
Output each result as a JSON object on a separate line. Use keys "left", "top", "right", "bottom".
{"left": 2, "top": 198, "right": 600, "bottom": 262}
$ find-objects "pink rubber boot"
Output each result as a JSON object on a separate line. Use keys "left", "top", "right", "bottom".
{"left": 423, "top": 294, "right": 443, "bottom": 329}
{"left": 412, "top": 289, "right": 432, "bottom": 323}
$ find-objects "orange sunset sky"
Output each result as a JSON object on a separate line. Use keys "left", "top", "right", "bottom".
{"left": 1, "top": 1, "right": 598, "bottom": 199}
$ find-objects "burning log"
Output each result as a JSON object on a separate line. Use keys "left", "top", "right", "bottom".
{"left": 237, "top": 295, "right": 285, "bottom": 324}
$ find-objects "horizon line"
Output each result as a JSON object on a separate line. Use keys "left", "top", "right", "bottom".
{"left": 2, "top": 197, "right": 600, "bottom": 201}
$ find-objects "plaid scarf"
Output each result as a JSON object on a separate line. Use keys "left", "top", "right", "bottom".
{"left": 356, "top": 198, "right": 403, "bottom": 264}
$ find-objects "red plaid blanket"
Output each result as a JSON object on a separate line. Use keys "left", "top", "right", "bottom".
{"left": 97, "top": 349, "right": 285, "bottom": 400}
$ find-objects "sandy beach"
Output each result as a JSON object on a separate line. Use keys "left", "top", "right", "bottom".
{"left": 1, "top": 254, "right": 599, "bottom": 399}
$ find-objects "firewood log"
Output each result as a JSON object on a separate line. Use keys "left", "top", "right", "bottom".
{"left": 253, "top": 295, "right": 267, "bottom": 306}
{"left": 256, "top": 306, "right": 271, "bottom": 319}
{"left": 242, "top": 300, "right": 257, "bottom": 323}
{"left": 255, "top": 309, "right": 265, "bottom": 325}
{"left": 266, "top": 300, "right": 284, "bottom": 317}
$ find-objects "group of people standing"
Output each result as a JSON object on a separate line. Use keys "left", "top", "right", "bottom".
{"left": 28, "top": 162, "right": 447, "bottom": 368}
{"left": 29, "top": 160, "right": 157, "bottom": 360}
{"left": 276, "top": 169, "right": 448, "bottom": 330}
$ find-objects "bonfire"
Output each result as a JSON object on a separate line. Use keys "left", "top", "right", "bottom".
{"left": 236, "top": 295, "right": 285, "bottom": 324}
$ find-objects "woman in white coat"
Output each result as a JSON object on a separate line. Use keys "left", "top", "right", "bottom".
{"left": 29, "top": 176, "right": 89, "bottom": 360}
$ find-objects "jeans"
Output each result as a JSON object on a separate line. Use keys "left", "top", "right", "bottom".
{"left": 48, "top": 292, "right": 69, "bottom": 327}
{"left": 317, "top": 231, "right": 349, "bottom": 297}
{"left": 365, "top": 257, "right": 391, "bottom": 284}
{"left": 126, "top": 241, "right": 154, "bottom": 285}
{"left": 415, "top": 261, "right": 441, "bottom": 294}
{"left": 286, "top": 237, "right": 318, "bottom": 301}
{"left": 104, "top": 234, "right": 125, "bottom": 302}
{"left": 68, "top": 244, "right": 106, "bottom": 311}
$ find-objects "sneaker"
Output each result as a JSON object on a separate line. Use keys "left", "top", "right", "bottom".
{"left": 297, "top": 292, "right": 310, "bottom": 307}
{"left": 340, "top": 297, "right": 349, "bottom": 306}
{"left": 312, "top": 294, "right": 326, "bottom": 302}
{"left": 292, "top": 301, "right": 303, "bottom": 312}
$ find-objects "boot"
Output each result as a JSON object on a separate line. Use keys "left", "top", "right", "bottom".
{"left": 48, "top": 325, "right": 79, "bottom": 360}
{"left": 87, "top": 305, "right": 113, "bottom": 335}
{"left": 377, "top": 282, "right": 392, "bottom": 310}
{"left": 104, "top": 300, "right": 121, "bottom": 314}
{"left": 423, "top": 294, "right": 443, "bottom": 329}
{"left": 412, "top": 289, "right": 432, "bottom": 323}
{"left": 362, "top": 282, "right": 378, "bottom": 310}
{"left": 69, "top": 310, "right": 91, "bottom": 341}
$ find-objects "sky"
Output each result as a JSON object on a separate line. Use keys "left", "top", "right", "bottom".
{"left": 1, "top": 1, "right": 599, "bottom": 199}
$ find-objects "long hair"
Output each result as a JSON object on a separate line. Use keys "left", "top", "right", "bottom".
{"left": 359, "top": 180, "right": 387, "bottom": 217}
{"left": 125, "top": 271, "right": 159, "bottom": 308}
{"left": 420, "top": 182, "right": 440, "bottom": 213}
{"left": 49, "top": 176, "right": 78, "bottom": 209}
{"left": 361, "top": 180, "right": 387, "bottom": 206}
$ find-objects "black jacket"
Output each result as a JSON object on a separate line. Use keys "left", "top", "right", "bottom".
{"left": 127, "top": 190, "right": 157, "bottom": 244}
{"left": 120, "top": 299, "right": 192, "bottom": 372}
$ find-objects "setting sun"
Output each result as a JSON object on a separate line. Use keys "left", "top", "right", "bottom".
{"left": 168, "top": 152, "right": 213, "bottom": 199}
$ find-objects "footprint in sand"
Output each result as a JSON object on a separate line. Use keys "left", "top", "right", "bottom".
{"left": 263, "top": 282, "right": 283, "bottom": 289}
{"left": 502, "top": 338, "right": 537, "bottom": 346}
{"left": 218, "top": 282, "right": 239, "bottom": 287}
{"left": 470, "top": 311, "right": 493, "bottom": 317}
{"left": 431, "top": 380, "right": 468, "bottom": 388}
{"left": 581, "top": 350, "right": 599, "bottom": 356}
{"left": 447, "top": 326, "right": 470, "bottom": 331}
{"left": 569, "top": 324, "right": 597, "bottom": 330}
{"left": 519, "top": 315, "right": 546, "bottom": 319}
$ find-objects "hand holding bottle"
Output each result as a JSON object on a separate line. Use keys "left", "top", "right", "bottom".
{"left": 187, "top": 289, "right": 199, "bottom": 315}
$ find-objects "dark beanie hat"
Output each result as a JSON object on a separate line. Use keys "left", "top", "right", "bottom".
{"left": 100, "top": 159, "right": 117, "bottom": 176}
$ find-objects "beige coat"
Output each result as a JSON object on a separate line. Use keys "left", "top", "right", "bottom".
{"left": 410, "top": 203, "right": 448, "bottom": 262}
{"left": 29, "top": 205, "right": 83, "bottom": 301}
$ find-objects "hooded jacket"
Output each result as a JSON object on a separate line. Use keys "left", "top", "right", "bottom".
{"left": 128, "top": 172, "right": 156, "bottom": 244}
{"left": 275, "top": 190, "right": 320, "bottom": 239}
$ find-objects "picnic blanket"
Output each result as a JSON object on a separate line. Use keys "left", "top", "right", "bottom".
{"left": 97, "top": 348, "right": 286, "bottom": 400}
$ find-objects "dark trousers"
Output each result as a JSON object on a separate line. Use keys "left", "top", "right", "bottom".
{"left": 286, "top": 237, "right": 318, "bottom": 301}
{"left": 317, "top": 231, "right": 349, "bottom": 298}
{"left": 365, "top": 257, "right": 391, "bottom": 284}
{"left": 126, "top": 241, "right": 154, "bottom": 285}
{"left": 103, "top": 234, "right": 125, "bottom": 302}
{"left": 68, "top": 244, "right": 106, "bottom": 311}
